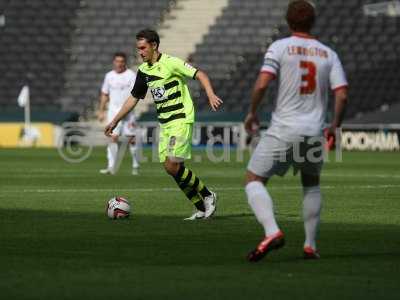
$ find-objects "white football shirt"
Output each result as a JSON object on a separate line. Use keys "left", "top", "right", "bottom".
{"left": 261, "top": 34, "right": 348, "bottom": 139}
{"left": 101, "top": 69, "right": 137, "bottom": 112}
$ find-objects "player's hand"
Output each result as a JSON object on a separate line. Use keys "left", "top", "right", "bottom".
{"left": 324, "top": 126, "right": 336, "bottom": 151}
{"left": 244, "top": 112, "right": 260, "bottom": 135}
{"left": 104, "top": 121, "right": 117, "bottom": 137}
{"left": 208, "top": 94, "right": 223, "bottom": 111}
{"left": 97, "top": 110, "right": 106, "bottom": 122}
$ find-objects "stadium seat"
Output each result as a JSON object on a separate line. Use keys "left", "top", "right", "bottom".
{"left": 189, "top": 0, "right": 400, "bottom": 117}
{"left": 1, "top": 0, "right": 398, "bottom": 119}
{"left": 0, "top": 0, "right": 175, "bottom": 114}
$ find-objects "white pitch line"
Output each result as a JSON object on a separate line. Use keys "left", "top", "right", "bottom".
{"left": 323, "top": 174, "right": 400, "bottom": 179}
{"left": 1, "top": 184, "right": 400, "bottom": 194}
{"left": 2, "top": 171, "right": 400, "bottom": 179}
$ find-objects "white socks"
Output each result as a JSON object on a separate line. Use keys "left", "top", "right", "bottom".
{"left": 107, "top": 142, "right": 139, "bottom": 171}
{"left": 107, "top": 142, "right": 118, "bottom": 170}
{"left": 245, "top": 181, "right": 280, "bottom": 237}
{"left": 303, "top": 185, "right": 322, "bottom": 250}
{"left": 246, "top": 181, "right": 322, "bottom": 250}
{"left": 129, "top": 144, "right": 139, "bottom": 169}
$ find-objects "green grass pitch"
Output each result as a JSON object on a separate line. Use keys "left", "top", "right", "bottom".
{"left": 1, "top": 148, "right": 399, "bottom": 299}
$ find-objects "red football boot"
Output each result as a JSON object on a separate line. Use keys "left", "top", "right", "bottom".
{"left": 303, "top": 246, "right": 320, "bottom": 259}
{"left": 247, "top": 231, "right": 285, "bottom": 262}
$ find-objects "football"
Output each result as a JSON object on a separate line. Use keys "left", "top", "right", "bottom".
{"left": 106, "top": 196, "right": 131, "bottom": 219}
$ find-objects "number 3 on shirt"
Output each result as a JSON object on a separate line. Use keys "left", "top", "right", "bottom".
{"left": 300, "top": 61, "right": 316, "bottom": 94}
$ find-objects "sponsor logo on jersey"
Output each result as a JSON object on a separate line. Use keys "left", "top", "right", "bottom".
{"left": 150, "top": 87, "right": 166, "bottom": 101}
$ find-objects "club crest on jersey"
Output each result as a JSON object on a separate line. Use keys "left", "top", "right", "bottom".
{"left": 151, "top": 87, "right": 166, "bottom": 101}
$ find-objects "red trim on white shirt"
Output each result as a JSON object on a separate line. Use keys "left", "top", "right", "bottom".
{"left": 292, "top": 32, "right": 316, "bottom": 40}
{"left": 332, "top": 85, "right": 348, "bottom": 92}
{"left": 260, "top": 70, "right": 276, "bottom": 79}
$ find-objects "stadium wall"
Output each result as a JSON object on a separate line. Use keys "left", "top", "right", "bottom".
{"left": 3, "top": 122, "right": 398, "bottom": 152}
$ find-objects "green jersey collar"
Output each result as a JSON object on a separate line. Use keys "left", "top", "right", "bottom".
{"left": 147, "top": 53, "right": 162, "bottom": 67}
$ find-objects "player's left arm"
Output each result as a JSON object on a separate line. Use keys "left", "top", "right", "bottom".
{"left": 325, "top": 52, "right": 349, "bottom": 148}
{"left": 332, "top": 87, "right": 348, "bottom": 129}
{"left": 245, "top": 72, "right": 275, "bottom": 134}
{"left": 195, "top": 70, "right": 223, "bottom": 111}
{"left": 245, "top": 42, "right": 280, "bottom": 134}
{"left": 324, "top": 87, "right": 348, "bottom": 149}
{"left": 170, "top": 57, "right": 222, "bottom": 111}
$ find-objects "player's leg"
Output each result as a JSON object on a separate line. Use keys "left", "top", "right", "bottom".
{"left": 299, "top": 137, "right": 323, "bottom": 259}
{"left": 100, "top": 134, "right": 119, "bottom": 174}
{"left": 246, "top": 173, "right": 280, "bottom": 237}
{"left": 245, "top": 134, "right": 290, "bottom": 261}
{"left": 301, "top": 172, "right": 321, "bottom": 259}
{"left": 123, "top": 112, "right": 140, "bottom": 175}
{"left": 245, "top": 171, "right": 285, "bottom": 261}
{"left": 101, "top": 110, "right": 121, "bottom": 175}
{"left": 128, "top": 136, "right": 139, "bottom": 175}
{"left": 176, "top": 164, "right": 215, "bottom": 219}
{"left": 160, "top": 124, "right": 215, "bottom": 220}
{"left": 164, "top": 158, "right": 207, "bottom": 218}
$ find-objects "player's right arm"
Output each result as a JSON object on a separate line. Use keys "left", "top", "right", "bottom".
{"left": 245, "top": 43, "right": 280, "bottom": 134}
{"left": 104, "top": 95, "right": 138, "bottom": 136}
{"left": 98, "top": 73, "right": 110, "bottom": 122}
{"left": 97, "top": 92, "right": 109, "bottom": 122}
{"left": 244, "top": 72, "right": 275, "bottom": 134}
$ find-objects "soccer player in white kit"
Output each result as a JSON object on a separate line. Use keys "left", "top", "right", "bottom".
{"left": 244, "top": 0, "right": 348, "bottom": 261}
{"left": 98, "top": 52, "right": 140, "bottom": 175}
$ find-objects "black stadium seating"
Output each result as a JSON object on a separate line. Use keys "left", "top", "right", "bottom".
{"left": 0, "top": 0, "right": 80, "bottom": 110}
{"left": 61, "top": 0, "right": 173, "bottom": 114}
{"left": 0, "top": 0, "right": 173, "bottom": 114}
{"left": 0, "top": 0, "right": 398, "bottom": 121}
{"left": 190, "top": 0, "right": 400, "bottom": 120}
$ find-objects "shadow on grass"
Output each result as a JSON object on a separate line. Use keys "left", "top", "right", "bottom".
{"left": 1, "top": 208, "right": 399, "bottom": 267}
{"left": 1, "top": 208, "right": 400, "bottom": 300}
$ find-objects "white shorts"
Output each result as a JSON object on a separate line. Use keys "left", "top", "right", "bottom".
{"left": 247, "top": 133, "right": 324, "bottom": 178}
{"left": 107, "top": 110, "right": 137, "bottom": 137}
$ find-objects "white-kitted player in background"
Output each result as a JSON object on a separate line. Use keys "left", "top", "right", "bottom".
{"left": 97, "top": 52, "right": 140, "bottom": 175}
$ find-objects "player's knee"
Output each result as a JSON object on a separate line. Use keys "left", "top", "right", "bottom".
{"left": 163, "top": 160, "right": 180, "bottom": 176}
{"left": 245, "top": 170, "right": 268, "bottom": 185}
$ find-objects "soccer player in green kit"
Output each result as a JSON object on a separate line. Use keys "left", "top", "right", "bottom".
{"left": 105, "top": 29, "right": 223, "bottom": 220}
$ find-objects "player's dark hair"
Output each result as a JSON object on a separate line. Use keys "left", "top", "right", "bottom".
{"left": 136, "top": 29, "right": 160, "bottom": 49}
{"left": 286, "top": 0, "right": 315, "bottom": 33}
{"left": 113, "top": 52, "right": 127, "bottom": 60}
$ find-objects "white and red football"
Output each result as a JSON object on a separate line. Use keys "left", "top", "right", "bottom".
{"left": 106, "top": 197, "right": 131, "bottom": 219}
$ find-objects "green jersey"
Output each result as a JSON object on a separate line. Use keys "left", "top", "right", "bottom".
{"left": 131, "top": 53, "right": 198, "bottom": 128}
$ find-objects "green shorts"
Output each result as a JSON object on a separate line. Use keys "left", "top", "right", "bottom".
{"left": 158, "top": 122, "right": 193, "bottom": 163}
